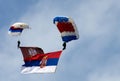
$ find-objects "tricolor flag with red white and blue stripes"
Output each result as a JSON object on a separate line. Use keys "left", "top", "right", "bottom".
{"left": 20, "top": 47, "right": 62, "bottom": 74}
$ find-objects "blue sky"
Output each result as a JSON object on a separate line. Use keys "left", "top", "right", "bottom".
{"left": 0, "top": 0, "right": 120, "bottom": 81}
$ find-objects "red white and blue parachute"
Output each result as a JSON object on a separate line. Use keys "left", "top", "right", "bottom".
{"left": 53, "top": 17, "right": 79, "bottom": 43}
{"left": 8, "top": 22, "right": 29, "bottom": 36}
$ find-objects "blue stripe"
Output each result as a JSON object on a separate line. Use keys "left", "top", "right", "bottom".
{"left": 62, "top": 35, "right": 78, "bottom": 42}
{"left": 53, "top": 17, "right": 69, "bottom": 24}
{"left": 23, "top": 58, "right": 59, "bottom": 67}
{"left": 9, "top": 29, "right": 23, "bottom": 32}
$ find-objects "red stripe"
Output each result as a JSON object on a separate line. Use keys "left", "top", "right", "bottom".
{"left": 24, "top": 50, "right": 62, "bottom": 61}
{"left": 10, "top": 26, "right": 23, "bottom": 30}
{"left": 57, "top": 22, "right": 75, "bottom": 33}
{"left": 46, "top": 50, "right": 62, "bottom": 58}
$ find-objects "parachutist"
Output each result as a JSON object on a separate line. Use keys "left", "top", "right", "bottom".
{"left": 62, "top": 42, "right": 66, "bottom": 50}
{"left": 17, "top": 40, "right": 20, "bottom": 48}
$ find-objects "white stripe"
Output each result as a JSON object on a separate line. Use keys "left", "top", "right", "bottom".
{"left": 8, "top": 31, "right": 21, "bottom": 36}
{"left": 61, "top": 32, "right": 77, "bottom": 37}
{"left": 21, "top": 66, "right": 57, "bottom": 74}
{"left": 12, "top": 22, "right": 29, "bottom": 29}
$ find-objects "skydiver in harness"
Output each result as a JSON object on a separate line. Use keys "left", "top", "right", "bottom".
{"left": 62, "top": 42, "right": 66, "bottom": 50}
{"left": 17, "top": 40, "right": 21, "bottom": 48}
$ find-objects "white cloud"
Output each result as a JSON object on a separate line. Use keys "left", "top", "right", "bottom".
{"left": 88, "top": 54, "right": 120, "bottom": 81}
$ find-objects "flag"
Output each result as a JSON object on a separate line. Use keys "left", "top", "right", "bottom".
{"left": 20, "top": 47, "right": 44, "bottom": 60}
{"left": 20, "top": 47, "right": 62, "bottom": 74}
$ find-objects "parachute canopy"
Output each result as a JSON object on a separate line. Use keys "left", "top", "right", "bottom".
{"left": 8, "top": 22, "right": 29, "bottom": 36}
{"left": 53, "top": 17, "right": 79, "bottom": 43}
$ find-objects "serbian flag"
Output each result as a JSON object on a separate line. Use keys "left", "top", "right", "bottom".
{"left": 20, "top": 47, "right": 62, "bottom": 74}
